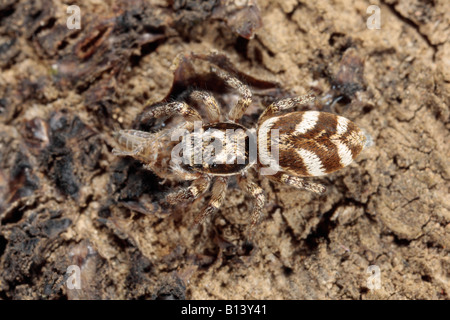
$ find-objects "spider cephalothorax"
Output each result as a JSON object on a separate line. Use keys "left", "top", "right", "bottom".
{"left": 113, "top": 57, "right": 367, "bottom": 237}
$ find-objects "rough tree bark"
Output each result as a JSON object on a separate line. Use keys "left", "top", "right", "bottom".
{"left": 0, "top": 0, "right": 448, "bottom": 299}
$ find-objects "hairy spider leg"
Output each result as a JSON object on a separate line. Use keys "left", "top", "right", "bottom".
{"left": 189, "top": 90, "right": 221, "bottom": 123}
{"left": 258, "top": 92, "right": 315, "bottom": 125}
{"left": 237, "top": 174, "right": 266, "bottom": 239}
{"left": 266, "top": 172, "right": 326, "bottom": 194}
{"left": 211, "top": 66, "right": 252, "bottom": 122}
{"left": 193, "top": 177, "right": 229, "bottom": 225}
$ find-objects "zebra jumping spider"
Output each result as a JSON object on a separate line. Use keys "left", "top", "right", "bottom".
{"left": 113, "top": 55, "right": 367, "bottom": 237}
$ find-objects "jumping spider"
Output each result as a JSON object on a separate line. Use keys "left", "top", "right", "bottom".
{"left": 113, "top": 57, "right": 367, "bottom": 237}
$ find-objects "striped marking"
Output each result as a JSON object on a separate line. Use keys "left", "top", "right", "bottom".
{"left": 335, "top": 141, "right": 354, "bottom": 167}
{"left": 296, "top": 148, "right": 326, "bottom": 176}
{"left": 258, "top": 116, "right": 276, "bottom": 162}
{"left": 210, "top": 199, "right": 221, "bottom": 208}
{"left": 258, "top": 117, "right": 282, "bottom": 174}
{"left": 258, "top": 117, "right": 277, "bottom": 139}
{"left": 190, "top": 186, "right": 199, "bottom": 196}
{"left": 295, "top": 111, "right": 320, "bottom": 134}
{"left": 336, "top": 116, "right": 349, "bottom": 135}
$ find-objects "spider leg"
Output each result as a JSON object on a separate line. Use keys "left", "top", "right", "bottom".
{"left": 112, "top": 144, "right": 144, "bottom": 157}
{"left": 169, "top": 162, "right": 201, "bottom": 181}
{"left": 237, "top": 174, "right": 266, "bottom": 239}
{"left": 121, "top": 196, "right": 166, "bottom": 218}
{"left": 258, "top": 92, "right": 315, "bottom": 125}
{"left": 266, "top": 172, "right": 326, "bottom": 194}
{"left": 193, "top": 177, "right": 229, "bottom": 225}
{"left": 112, "top": 130, "right": 150, "bottom": 157}
{"left": 211, "top": 66, "right": 252, "bottom": 122}
{"left": 190, "top": 90, "right": 221, "bottom": 123}
{"left": 140, "top": 101, "right": 202, "bottom": 123}
{"left": 166, "top": 174, "right": 211, "bottom": 205}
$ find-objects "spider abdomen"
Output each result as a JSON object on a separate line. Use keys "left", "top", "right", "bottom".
{"left": 258, "top": 111, "right": 366, "bottom": 177}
